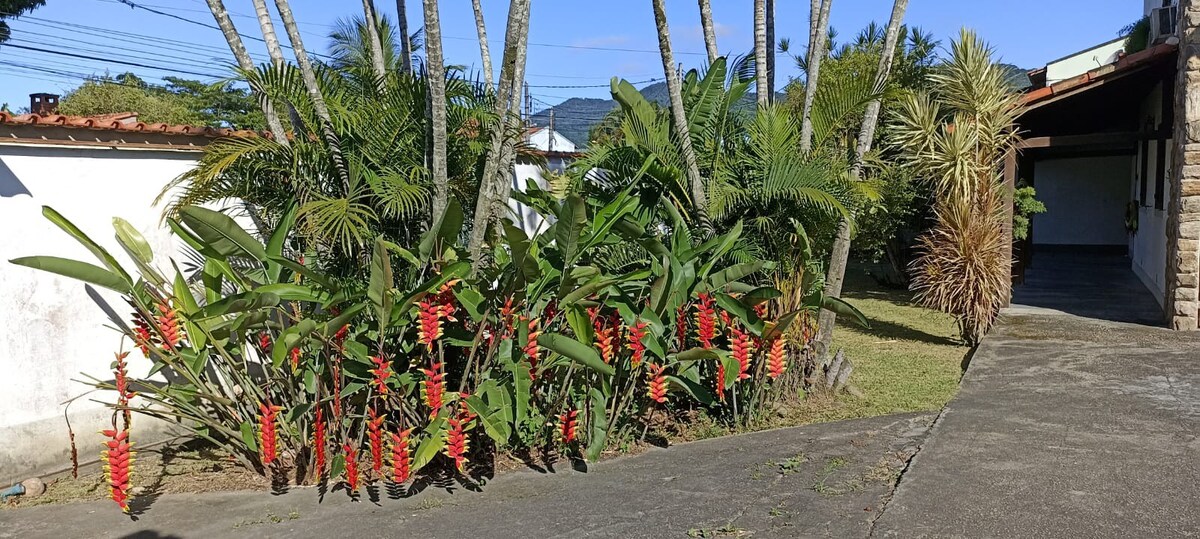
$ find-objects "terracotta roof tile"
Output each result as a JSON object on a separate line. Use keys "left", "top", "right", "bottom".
{"left": 0, "top": 111, "right": 265, "bottom": 140}
{"left": 1022, "top": 43, "right": 1177, "bottom": 106}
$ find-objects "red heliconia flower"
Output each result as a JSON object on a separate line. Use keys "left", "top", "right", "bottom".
{"left": 753, "top": 302, "right": 768, "bottom": 319}
{"left": 626, "top": 321, "right": 649, "bottom": 369}
{"left": 313, "top": 408, "right": 327, "bottom": 475}
{"left": 418, "top": 281, "right": 460, "bottom": 350}
{"left": 368, "top": 355, "right": 392, "bottom": 395}
{"left": 543, "top": 300, "right": 559, "bottom": 321}
{"left": 767, "top": 337, "right": 787, "bottom": 380}
{"left": 155, "top": 301, "right": 185, "bottom": 349}
{"left": 113, "top": 351, "right": 134, "bottom": 403}
{"left": 444, "top": 404, "right": 473, "bottom": 473}
{"left": 695, "top": 294, "right": 717, "bottom": 349}
{"left": 715, "top": 362, "right": 727, "bottom": 401}
{"left": 676, "top": 305, "right": 688, "bottom": 348}
{"left": 524, "top": 317, "right": 541, "bottom": 373}
{"left": 730, "top": 325, "right": 751, "bottom": 380}
{"left": 646, "top": 363, "right": 668, "bottom": 403}
{"left": 719, "top": 310, "right": 732, "bottom": 328}
{"left": 420, "top": 362, "right": 446, "bottom": 417}
{"left": 258, "top": 403, "right": 283, "bottom": 466}
{"left": 390, "top": 428, "right": 413, "bottom": 483}
{"left": 258, "top": 332, "right": 271, "bottom": 350}
{"left": 343, "top": 443, "right": 360, "bottom": 493}
{"left": 289, "top": 347, "right": 301, "bottom": 371}
{"left": 332, "top": 324, "right": 350, "bottom": 349}
{"left": 367, "top": 408, "right": 385, "bottom": 474}
{"left": 558, "top": 409, "right": 579, "bottom": 444}
{"left": 130, "top": 313, "right": 158, "bottom": 356}
{"left": 500, "top": 296, "right": 517, "bottom": 336}
{"left": 101, "top": 428, "right": 133, "bottom": 512}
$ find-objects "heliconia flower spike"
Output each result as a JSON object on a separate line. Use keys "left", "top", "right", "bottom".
{"left": 332, "top": 324, "right": 350, "bottom": 348}
{"left": 500, "top": 296, "right": 516, "bottom": 336}
{"left": 258, "top": 403, "right": 283, "bottom": 466}
{"left": 719, "top": 310, "right": 732, "bottom": 328}
{"left": 420, "top": 362, "right": 446, "bottom": 418}
{"left": 715, "top": 362, "right": 727, "bottom": 401}
{"left": 444, "top": 403, "right": 473, "bottom": 472}
{"left": 390, "top": 428, "right": 413, "bottom": 483}
{"left": 113, "top": 351, "right": 134, "bottom": 403}
{"left": 155, "top": 301, "right": 184, "bottom": 349}
{"left": 627, "top": 321, "right": 649, "bottom": 369}
{"left": 343, "top": 444, "right": 360, "bottom": 493}
{"left": 646, "top": 363, "right": 668, "bottom": 403}
{"left": 290, "top": 347, "right": 301, "bottom": 371}
{"left": 417, "top": 280, "right": 460, "bottom": 350}
{"left": 367, "top": 408, "right": 385, "bottom": 474}
{"left": 730, "top": 325, "right": 752, "bottom": 380}
{"left": 695, "top": 294, "right": 716, "bottom": 349}
{"left": 767, "top": 337, "right": 788, "bottom": 380}
{"left": 753, "top": 302, "right": 768, "bottom": 319}
{"left": 593, "top": 312, "right": 617, "bottom": 364}
{"left": 558, "top": 409, "right": 579, "bottom": 444}
{"left": 313, "top": 408, "right": 327, "bottom": 475}
{"left": 368, "top": 355, "right": 392, "bottom": 395}
{"left": 101, "top": 428, "right": 133, "bottom": 512}
{"left": 543, "top": 300, "right": 559, "bottom": 321}
{"left": 676, "top": 305, "right": 689, "bottom": 348}
{"left": 258, "top": 332, "right": 271, "bottom": 350}
{"left": 131, "top": 313, "right": 158, "bottom": 356}
{"left": 524, "top": 317, "right": 541, "bottom": 373}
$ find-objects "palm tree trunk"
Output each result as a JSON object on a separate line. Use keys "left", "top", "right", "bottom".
{"left": 273, "top": 0, "right": 350, "bottom": 187}
{"left": 814, "top": 0, "right": 909, "bottom": 363}
{"left": 361, "top": 0, "right": 388, "bottom": 85}
{"left": 250, "top": 0, "right": 304, "bottom": 137}
{"left": 753, "top": 0, "right": 768, "bottom": 106}
{"left": 204, "top": 0, "right": 288, "bottom": 146}
{"left": 490, "top": 1, "right": 531, "bottom": 233}
{"left": 396, "top": 0, "right": 413, "bottom": 73}
{"left": 468, "top": 0, "right": 532, "bottom": 267}
{"left": 765, "top": 0, "right": 775, "bottom": 102}
{"left": 423, "top": 0, "right": 450, "bottom": 223}
{"left": 799, "top": 0, "right": 832, "bottom": 153}
{"left": 653, "top": 0, "right": 709, "bottom": 233}
{"left": 471, "top": 0, "right": 495, "bottom": 88}
{"left": 698, "top": 0, "right": 718, "bottom": 63}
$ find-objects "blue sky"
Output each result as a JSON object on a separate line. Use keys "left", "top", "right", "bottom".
{"left": 0, "top": 0, "right": 1141, "bottom": 112}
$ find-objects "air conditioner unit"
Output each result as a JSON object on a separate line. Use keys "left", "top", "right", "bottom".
{"left": 1150, "top": 5, "right": 1179, "bottom": 43}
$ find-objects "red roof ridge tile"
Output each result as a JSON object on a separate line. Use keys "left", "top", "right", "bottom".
{"left": 0, "top": 111, "right": 267, "bottom": 140}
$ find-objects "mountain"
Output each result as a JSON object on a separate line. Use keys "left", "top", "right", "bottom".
{"left": 529, "top": 81, "right": 761, "bottom": 149}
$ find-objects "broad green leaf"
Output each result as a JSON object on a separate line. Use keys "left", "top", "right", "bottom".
{"left": 556, "top": 194, "right": 587, "bottom": 264}
{"left": 410, "top": 416, "right": 448, "bottom": 473}
{"left": 418, "top": 198, "right": 463, "bottom": 259}
{"left": 255, "top": 283, "right": 332, "bottom": 303}
{"left": 762, "top": 309, "right": 803, "bottom": 342}
{"left": 239, "top": 421, "right": 258, "bottom": 452}
{"left": 324, "top": 303, "right": 365, "bottom": 336}
{"left": 698, "top": 221, "right": 743, "bottom": 280}
{"left": 744, "top": 286, "right": 782, "bottom": 306}
{"left": 537, "top": 333, "right": 615, "bottom": 376}
{"left": 565, "top": 304, "right": 594, "bottom": 345}
{"left": 667, "top": 374, "right": 715, "bottom": 406}
{"left": 508, "top": 361, "right": 532, "bottom": 427}
{"left": 179, "top": 206, "right": 268, "bottom": 262}
{"left": 266, "top": 202, "right": 297, "bottom": 258}
{"left": 708, "top": 261, "right": 768, "bottom": 291}
{"left": 271, "top": 319, "right": 319, "bottom": 367}
{"left": 675, "top": 347, "right": 721, "bottom": 362}
{"left": 112, "top": 217, "right": 152, "bottom": 265}
{"left": 369, "top": 236, "right": 393, "bottom": 327}
{"left": 822, "top": 296, "right": 870, "bottom": 328}
{"left": 585, "top": 387, "right": 608, "bottom": 462}
{"left": 561, "top": 276, "right": 617, "bottom": 304}
{"left": 452, "top": 287, "right": 485, "bottom": 323}
{"left": 172, "top": 270, "right": 206, "bottom": 351}
{"left": 194, "top": 291, "right": 281, "bottom": 319}
{"left": 41, "top": 206, "right": 132, "bottom": 284}
{"left": 9, "top": 256, "right": 130, "bottom": 294}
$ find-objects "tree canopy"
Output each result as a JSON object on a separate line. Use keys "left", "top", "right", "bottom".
{"left": 0, "top": 0, "right": 44, "bottom": 43}
{"left": 57, "top": 74, "right": 266, "bottom": 129}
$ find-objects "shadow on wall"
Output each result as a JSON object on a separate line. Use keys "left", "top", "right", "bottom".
{"left": 0, "top": 158, "right": 30, "bottom": 198}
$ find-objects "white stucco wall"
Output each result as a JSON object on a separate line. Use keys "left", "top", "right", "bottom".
{"left": 1046, "top": 38, "right": 1126, "bottom": 84}
{"left": 528, "top": 129, "right": 577, "bottom": 153}
{"left": 1131, "top": 81, "right": 1173, "bottom": 307}
{"left": 1032, "top": 156, "right": 1133, "bottom": 247}
{"left": 0, "top": 144, "right": 201, "bottom": 483}
{"left": 509, "top": 155, "right": 573, "bottom": 237}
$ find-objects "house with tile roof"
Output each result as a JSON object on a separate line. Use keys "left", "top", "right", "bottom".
{"left": 1005, "top": 0, "right": 1200, "bottom": 328}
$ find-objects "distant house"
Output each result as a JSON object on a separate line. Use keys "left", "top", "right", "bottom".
{"left": 0, "top": 95, "right": 258, "bottom": 483}
{"left": 510, "top": 126, "right": 580, "bottom": 236}
{"left": 1009, "top": 0, "right": 1200, "bottom": 328}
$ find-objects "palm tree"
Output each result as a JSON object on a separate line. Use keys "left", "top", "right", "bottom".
{"left": 273, "top": 0, "right": 350, "bottom": 187}
{"left": 892, "top": 29, "right": 1022, "bottom": 344}
{"left": 396, "top": 0, "right": 413, "bottom": 72}
{"left": 698, "top": 0, "right": 718, "bottom": 63}
{"left": 754, "top": 0, "right": 767, "bottom": 106}
{"left": 203, "top": 0, "right": 288, "bottom": 146}
{"left": 765, "top": 0, "right": 775, "bottom": 101}
{"left": 471, "top": 0, "right": 494, "bottom": 88}
{"left": 250, "top": 0, "right": 286, "bottom": 68}
{"left": 799, "top": 0, "right": 832, "bottom": 152}
{"left": 651, "top": 0, "right": 710, "bottom": 232}
{"left": 468, "top": 0, "right": 531, "bottom": 265}
{"left": 814, "top": 0, "right": 909, "bottom": 361}
{"left": 328, "top": 14, "right": 400, "bottom": 74}
{"left": 422, "top": 0, "right": 450, "bottom": 222}
{"left": 360, "top": 0, "right": 388, "bottom": 85}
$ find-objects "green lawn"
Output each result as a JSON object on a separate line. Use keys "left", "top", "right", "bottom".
{"left": 775, "top": 268, "right": 969, "bottom": 426}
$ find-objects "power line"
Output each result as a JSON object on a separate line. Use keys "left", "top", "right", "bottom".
{"left": 527, "top": 78, "right": 657, "bottom": 89}
{"left": 1, "top": 43, "right": 226, "bottom": 79}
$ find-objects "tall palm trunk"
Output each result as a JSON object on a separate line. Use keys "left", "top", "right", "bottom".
{"left": 423, "top": 0, "right": 450, "bottom": 223}
{"left": 765, "top": 0, "right": 775, "bottom": 101}
{"left": 814, "top": 0, "right": 910, "bottom": 362}
{"left": 204, "top": 0, "right": 288, "bottom": 146}
{"left": 652, "top": 0, "right": 710, "bottom": 233}
{"left": 698, "top": 0, "right": 718, "bottom": 63}
{"left": 396, "top": 0, "right": 413, "bottom": 73}
{"left": 250, "top": 0, "right": 303, "bottom": 136}
{"left": 471, "top": 0, "right": 495, "bottom": 88}
{"left": 468, "top": 0, "right": 532, "bottom": 267}
{"left": 273, "top": 0, "right": 350, "bottom": 187}
{"left": 799, "top": 0, "right": 832, "bottom": 153}
{"left": 361, "top": 0, "right": 388, "bottom": 85}
{"left": 754, "top": 0, "right": 768, "bottom": 106}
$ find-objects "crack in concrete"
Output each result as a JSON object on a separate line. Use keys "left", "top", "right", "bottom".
{"left": 864, "top": 410, "right": 947, "bottom": 537}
